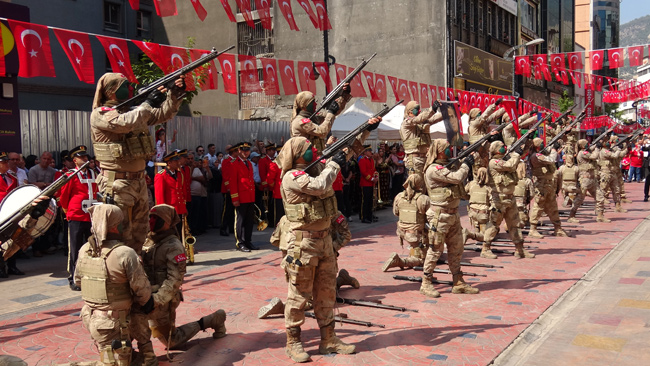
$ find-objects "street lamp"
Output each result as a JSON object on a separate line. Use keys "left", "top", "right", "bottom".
{"left": 504, "top": 38, "right": 545, "bottom": 97}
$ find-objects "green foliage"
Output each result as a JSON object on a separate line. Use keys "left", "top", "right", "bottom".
{"left": 604, "top": 103, "right": 623, "bottom": 120}
{"left": 558, "top": 91, "right": 574, "bottom": 113}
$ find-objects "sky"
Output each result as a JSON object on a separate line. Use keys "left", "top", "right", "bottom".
{"left": 620, "top": 0, "right": 650, "bottom": 24}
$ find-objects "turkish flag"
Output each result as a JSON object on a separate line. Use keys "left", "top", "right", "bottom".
{"left": 373, "top": 73, "right": 387, "bottom": 102}
{"left": 419, "top": 83, "right": 430, "bottom": 108}
{"left": 313, "top": 62, "right": 332, "bottom": 92}
{"left": 297, "top": 61, "right": 317, "bottom": 93}
{"left": 348, "top": 66, "right": 367, "bottom": 97}
{"left": 593, "top": 75, "right": 603, "bottom": 92}
{"left": 8, "top": 20, "right": 56, "bottom": 78}
{"left": 235, "top": 0, "right": 255, "bottom": 27}
{"left": 468, "top": 92, "right": 477, "bottom": 109}
{"left": 190, "top": 0, "right": 208, "bottom": 21}
{"left": 312, "top": 0, "right": 332, "bottom": 31}
{"left": 132, "top": 40, "right": 166, "bottom": 71}
{"left": 260, "top": 58, "right": 279, "bottom": 95}
{"left": 296, "top": 0, "right": 320, "bottom": 29}
{"left": 447, "top": 88, "right": 457, "bottom": 101}
{"left": 218, "top": 53, "right": 237, "bottom": 94}
{"left": 189, "top": 49, "right": 218, "bottom": 90}
{"left": 552, "top": 68, "right": 562, "bottom": 83}
{"left": 154, "top": 0, "right": 177, "bottom": 17}
{"left": 278, "top": 59, "right": 299, "bottom": 95}
{"left": 96, "top": 35, "right": 136, "bottom": 83}
{"left": 53, "top": 29, "right": 94, "bottom": 84}
{"left": 408, "top": 81, "right": 420, "bottom": 104}
{"left": 591, "top": 50, "right": 604, "bottom": 70}
{"left": 362, "top": 71, "right": 380, "bottom": 102}
{"left": 457, "top": 91, "right": 469, "bottom": 113}
{"left": 128, "top": 0, "right": 139, "bottom": 10}
{"left": 608, "top": 48, "right": 624, "bottom": 69}
{"left": 514, "top": 56, "right": 531, "bottom": 77}
{"left": 569, "top": 71, "right": 581, "bottom": 88}
{"left": 160, "top": 45, "right": 195, "bottom": 90}
{"left": 239, "top": 55, "right": 262, "bottom": 93}
{"left": 220, "top": 0, "right": 237, "bottom": 22}
{"left": 397, "top": 79, "right": 410, "bottom": 101}
{"left": 532, "top": 54, "right": 551, "bottom": 81}
{"left": 387, "top": 76, "right": 400, "bottom": 102}
{"left": 560, "top": 69, "right": 569, "bottom": 85}
{"left": 567, "top": 52, "right": 583, "bottom": 70}
{"left": 334, "top": 63, "right": 347, "bottom": 84}
{"left": 255, "top": 0, "right": 273, "bottom": 30}
{"left": 550, "top": 53, "right": 565, "bottom": 70}
{"left": 435, "top": 86, "right": 444, "bottom": 101}
{"left": 628, "top": 46, "right": 644, "bottom": 67}
{"left": 277, "top": 0, "right": 299, "bottom": 30}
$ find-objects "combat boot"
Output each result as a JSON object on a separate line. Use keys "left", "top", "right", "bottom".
{"left": 419, "top": 274, "right": 440, "bottom": 298}
{"left": 286, "top": 327, "right": 311, "bottom": 363}
{"left": 514, "top": 242, "right": 535, "bottom": 258}
{"left": 566, "top": 209, "right": 580, "bottom": 223}
{"left": 480, "top": 243, "right": 497, "bottom": 259}
{"left": 258, "top": 297, "right": 285, "bottom": 319}
{"left": 451, "top": 274, "right": 479, "bottom": 294}
{"left": 336, "top": 269, "right": 360, "bottom": 289}
{"left": 381, "top": 252, "right": 404, "bottom": 272}
{"left": 621, "top": 198, "right": 632, "bottom": 203}
{"left": 553, "top": 223, "right": 568, "bottom": 237}
{"left": 200, "top": 309, "right": 227, "bottom": 339}
{"left": 136, "top": 341, "right": 159, "bottom": 366}
{"left": 615, "top": 203, "right": 628, "bottom": 213}
{"left": 596, "top": 211, "right": 611, "bottom": 223}
{"left": 527, "top": 224, "right": 544, "bottom": 239}
{"left": 318, "top": 322, "right": 355, "bottom": 355}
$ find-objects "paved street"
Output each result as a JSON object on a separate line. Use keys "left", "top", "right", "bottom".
{"left": 1, "top": 183, "right": 649, "bottom": 365}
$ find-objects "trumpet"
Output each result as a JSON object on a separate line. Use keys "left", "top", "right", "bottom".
{"left": 375, "top": 172, "right": 384, "bottom": 206}
{"left": 254, "top": 204, "right": 268, "bottom": 231}
{"left": 181, "top": 215, "right": 195, "bottom": 265}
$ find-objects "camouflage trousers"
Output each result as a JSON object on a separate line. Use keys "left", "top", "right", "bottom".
{"left": 468, "top": 207, "right": 490, "bottom": 234}
{"left": 515, "top": 197, "right": 529, "bottom": 227}
{"left": 96, "top": 175, "right": 149, "bottom": 254}
{"left": 562, "top": 184, "right": 585, "bottom": 213}
{"left": 617, "top": 171, "right": 627, "bottom": 199}
{"left": 405, "top": 153, "right": 426, "bottom": 175}
{"left": 80, "top": 305, "right": 132, "bottom": 366}
{"left": 398, "top": 237, "right": 427, "bottom": 267}
{"left": 579, "top": 177, "right": 605, "bottom": 213}
{"left": 599, "top": 171, "right": 621, "bottom": 205}
{"left": 284, "top": 235, "right": 337, "bottom": 329}
{"left": 529, "top": 179, "right": 561, "bottom": 226}
{"left": 483, "top": 195, "right": 523, "bottom": 244}
{"left": 423, "top": 208, "right": 464, "bottom": 276}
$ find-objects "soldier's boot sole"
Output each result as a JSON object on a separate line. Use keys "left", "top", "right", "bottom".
{"left": 381, "top": 252, "right": 404, "bottom": 272}
{"left": 258, "top": 297, "right": 285, "bottom": 319}
{"left": 336, "top": 269, "right": 360, "bottom": 289}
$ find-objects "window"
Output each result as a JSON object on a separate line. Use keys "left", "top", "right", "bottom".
{"left": 497, "top": 8, "right": 502, "bottom": 41}
{"left": 478, "top": 0, "right": 484, "bottom": 32}
{"left": 521, "top": 1, "right": 537, "bottom": 33}
{"left": 136, "top": 11, "right": 151, "bottom": 38}
{"left": 487, "top": 4, "right": 493, "bottom": 35}
{"left": 462, "top": 0, "right": 469, "bottom": 29}
{"left": 104, "top": 1, "right": 121, "bottom": 33}
{"left": 456, "top": 0, "right": 462, "bottom": 24}
{"left": 470, "top": 0, "right": 475, "bottom": 31}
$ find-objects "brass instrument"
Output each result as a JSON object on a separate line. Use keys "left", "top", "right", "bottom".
{"left": 181, "top": 215, "right": 195, "bottom": 265}
{"left": 254, "top": 204, "right": 268, "bottom": 231}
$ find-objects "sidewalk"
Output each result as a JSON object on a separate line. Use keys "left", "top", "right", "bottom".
{"left": 0, "top": 184, "right": 649, "bottom": 365}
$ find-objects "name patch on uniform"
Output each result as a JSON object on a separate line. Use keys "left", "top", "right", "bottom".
{"left": 100, "top": 107, "right": 114, "bottom": 112}
{"left": 292, "top": 171, "right": 306, "bottom": 177}
{"left": 301, "top": 118, "right": 311, "bottom": 124}
{"left": 174, "top": 253, "right": 187, "bottom": 263}
{"left": 320, "top": 159, "right": 326, "bottom": 163}
{"left": 336, "top": 215, "right": 345, "bottom": 224}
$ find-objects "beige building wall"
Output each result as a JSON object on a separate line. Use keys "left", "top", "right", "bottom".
{"left": 574, "top": 0, "right": 592, "bottom": 74}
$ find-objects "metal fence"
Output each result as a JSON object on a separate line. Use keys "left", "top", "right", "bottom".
{"left": 19, "top": 109, "right": 291, "bottom": 162}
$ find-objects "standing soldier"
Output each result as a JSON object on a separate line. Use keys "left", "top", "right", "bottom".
{"left": 154, "top": 151, "right": 188, "bottom": 217}
{"left": 599, "top": 136, "right": 628, "bottom": 213}
{"left": 358, "top": 145, "right": 378, "bottom": 223}
{"left": 220, "top": 145, "right": 238, "bottom": 237}
{"left": 514, "top": 160, "right": 534, "bottom": 228}
{"left": 59, "top": 145, "right": 98, "bottom": 291}
{"left": 276, "top": 136, "right": 352, "bottom": 363}
{"left": 400, "top": 101, "right": 443, "bottom": 174}
{"left": 502, "top": 111, "right": 537, "bottom": 146}
{"left": 177, "top": 149, "right": 193, "bottom": 216}
{"left": 91, "top": 72, "right": 185, "bottom": 253}
{"left": 576, "top": 140, "right": 609, "bottom": 222}
{"left": 484, "top": 141, "right": 534, "bottom": 259}
{"left": 231, "top": 142, "right": 258, "bottom": 252}
{"left": 612, "top": 138, "right": 632, "bottom": 204}
{"left": 73, "top": 204, "right": 154, "bottom": 365}
{"left": 131, "top": 204, "right": 226, "bottom": 363}
{"left": 467, "top": 99, "right": 505, "bottom": 175}
{"left": 528, "top": 138, "right": 568, "bottom": 238}
{"left": 421, "top": 139, "right": 478, "bottom": 298}
{"left": 556, "top": 154, "right": 585, "bottom": 223}
{"left": 382, "top": 174, "right": 430, "bottom": 272}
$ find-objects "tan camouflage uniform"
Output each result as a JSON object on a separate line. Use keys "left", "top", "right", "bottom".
{"left": 529, "top": 139, "right": 567, "bottom": 238}
{"left": 503, "top": 112, "right": 536, "bottom": 146}
{"left": 400, "top": 101, "right": 443, "bottom": 174}
{"left": 556, "top": 154, "right": 585, "bottom": 223}
{"left": 468, "top": 103, "right": 504, "bottom": 176}
{"left": 576, "top": 140, "right": 608, "bottom": 222}
{"left": 513, "top": 161, "right": 534, "bottom": 228}
{"left": 598, "top": 137, "right": 627, "bottom": 213}
{"left": 290, "top": 91, "right": 351, "bottom": 154}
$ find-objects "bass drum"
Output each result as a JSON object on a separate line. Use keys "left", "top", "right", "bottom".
{"left": 0, "top": 185, "right": 57, "bottom": 239}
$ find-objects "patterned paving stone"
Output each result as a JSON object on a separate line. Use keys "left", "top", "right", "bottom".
{"left": 587, "top": 314, "right": 623, "bottom": 327}
{"left": 618, "top": 278, "right": 645, "bottom": 285}
{"left": 427, "top": 354, "right": 448, "bottom": 361}
{"left": 46, "top": 279, "right": 70, "bottom": 287}
{"left": 635, "top": 271, "right": 650, "bottom": 277}
{"left": 571, "top": 334, "right": 627, "bottom": 352}
{"left": 11, "top": 294, "right": 51, "bottom": 304}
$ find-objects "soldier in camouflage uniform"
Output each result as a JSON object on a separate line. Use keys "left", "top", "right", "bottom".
{"left": 467, "top": 99, "right": 505, "bottom": 176}
{"left": 612, "top": 137, "right": 632, "bottom": 204}
{"left": 91, "top": 73, "right": 185, "bottom": 253}
{"left": 382, "top": 174, "right": 430, "bottom": 272}
{"left": 599, "top": 135, "right": 628, "bottom": 213}
{"left": 555, "top": 154, "right": 586, "bottom": 223}
{"left": 420, "top": 139, "right": 479, "bottom": 298}
{"left": 400, "top": 101, "right": 443, "bottom": 174}
{"left": 465, "top": 167, "right": 492, "bottom": 239}
{"left": 576, "top": 140, "right": 609, "bottom": 222}
{"left": 502, "top": 111, "right": 537, "bottom": 146}
{"left": 514, "top": 161, "right": 534, "bottom": 228}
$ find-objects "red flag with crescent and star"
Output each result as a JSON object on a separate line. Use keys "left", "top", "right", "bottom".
{"left": 608, "top": 48, "right": 624, "bottom": 69}
{"left": 190, "top": 0, "right": 208, "bottom": 21}
{"left": 297, "top": 61, "right": 317, "bottom": 94}
{"left": 590, "top": 50, "right": 604, "bottom": 70}
{"left": 567, "top": 52, "right": 583, "bottom": 70}
{"left": 260, "top": 58, "right": 279, "bottom": 95}
{"left": 154, "top": 0, "right": 177, "bottom": 17}
{"left": 189, "top": 49, "right": 218, "bottom": 90}
{"left": 132, "top": 40, "right": 166, "bottom": 71}
{"left": 419, "top": 83, "right": 431, "bottom": 108}
{"left": 235, "top": 0, "right": 255, "bottom": 27}
{"left": 278, "top": 59, "right": 299, "bottom": 96}
{"left": 218, "top": 53, "right": 237, "bottom": 94}
{"left": 372, "top": 73, "right": 387, "bottom": 103}
{"left": 313, "top": 62, "right": 332, "bottom": 93}
{"left": 296, "top": 0, "right": 320, "bottom": 29}
{"left": 348, "top": 66, "right": 367, "bottom": 97}
{"left": 239, "top": 54, "right": 262, "bottom": 93}
{"left": 312, "top": 0, "right": 333, "bottom": 31}
{"left": 53, "top": 29, "right": 94, "bottom": 84}
{"left": 8, "top": 20, "right": 56, "bottom": 78}
{"left": 96, "top": 35, "right": 136, "bottom": 83}
{"left": 387, "top": 75, "right": 400, "bottom": 102}
{"left": 397, "top": 79, "right": 409, "bottom": 101}
{"left": 362, "top": 71, "right": 380, "bottom": 102}
{"left": 408, "top": 81, "right": 419, "bottom": 104}
{"left": 628, "top": 46, "right": 644, "bottom": 67}
{"left": 255, "top": 0, "right": 273, "bottom": 29}
{"left": 277, "top": 0, "right": 299, "bottom": 30}
{"left": 160, "top": 45, "right": 195, "bottom": 91}
{"left": 219, "top": 0, "right": 237, "bottom": 22}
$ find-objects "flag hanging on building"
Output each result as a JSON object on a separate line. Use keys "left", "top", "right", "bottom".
{"left": 96, "top": 35, "right": 136, "bottom": 83}
{"left": 154, "top": 0, "right": 177, "bottom": 17}
{"left": 53, "top": 29, "right": 94, "bottom": 84}
{"left": 8, "top": 20, "right": 56, "bottom": 78}
{"left": 218, "top": 52, "right": 237, "bottom": 94}
{"left": 278, "top": 59, "right": 299, "bottom": 95}
{"left": 239, "top": 54, "right": 262, "bottom": 93}
{"left": 260, "top": 58, "right": 279, "bottom": 95}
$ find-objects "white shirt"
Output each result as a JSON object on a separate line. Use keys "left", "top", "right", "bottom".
{"left": 9, "top": 169, "right": 28, "bottom": 186}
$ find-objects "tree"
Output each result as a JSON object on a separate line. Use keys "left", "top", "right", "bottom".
{"left": 558, "top": 90, "right": 574, "bottom": 113}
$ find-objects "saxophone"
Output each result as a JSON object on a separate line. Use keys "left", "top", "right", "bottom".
{"left": 254, "top": 204, "right": 268, "bottom": 231}
{"left": 182, "top": 215, "right": 195, "bottom": 265}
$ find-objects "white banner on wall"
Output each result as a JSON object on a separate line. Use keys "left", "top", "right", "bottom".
{"left": 498, "top": 0, "right": 518, "bottom": 16}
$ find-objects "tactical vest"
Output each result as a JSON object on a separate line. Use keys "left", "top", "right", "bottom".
{"left": 491, "top": 170, "right": 517, "bottom": 187}
{"left": 532, "top": 161, "right": 556, "bottom": 179}
{"left": 401, "top": 122, "right": 431, "bottom": 152}
{"left": 469, "top": 184, "right": 490, "bottom": 205}
{"left": 578, "top": 159, "right": 595, "bottom": 173}
{"left": 398, "top": 193, "right": 425, "bottom": 224}
{"left": 77, "top": 243, "right": 132, "bottom": 306}
{"left": 285, "top": 195, "right": 338, "bottom": 224}
{"left": 142, "top": 235, "right": 178, "bottom": 287}
{"left": 427, "top": 185, "right": 461, "bottom": 202}
{"left": 93, "top": 130, "right": 155, "bottom": 163}
{"left": 469, "top": 133, "right": 486, "bottom": 144}
{"left": 562, "top": 165, "right": 578, "bottom": 183}
{"left": 514, "top": 179, "right": 527, "bottom": 197}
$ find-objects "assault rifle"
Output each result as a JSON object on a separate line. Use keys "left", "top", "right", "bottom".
{"left": 437, "top": 260, "right": 503, "bottom": 269}
{"left": 541, "top": 105, "right": 582, "bottom": 154}
{"left": 336, "top": 297, "right": 418, "bottom": 312}
{"left": 445, "top": 121, "right": 511, "bottom": 169}
{"left": 410, "top": 267, "right": 487, "bottom": 277}
{"left": 590, "top": 121, "right": 621, "bottom": 148}
{"left": 393, "top": 275, "right": 453, "bottom": 286}
{"left": 615, "top": 128, "right": 644, "bottom": 148}
{"left": 502, "top": 113, "right": 551, "bottom": 160}
{"left": 310, "top": 53, "right": 376, "bottom": 119}
{"left": 0, "top": 161, "right": 90, "bottom": 243}
{"left": 303, "top": 100, "right": 404, "bottom": 172}
{"left": 306, "top": 312, "right": 385, "bottom": 328}
{"left": 114, "top": 45, "right": 235, "bottom": 111}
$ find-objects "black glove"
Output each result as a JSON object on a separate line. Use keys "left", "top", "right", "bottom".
{"left": 595, "top": 141, "right": 603, "bottom": 149}
{"left": 531, "top": 108, "right": 538, "bottom": 115}
{"left": 527, "top": 133, "right": 536, "bottom": 140}
{"left": 552, "top": 141, "right": 561, "bottom": 150}
{"left": 495, "top": 97, "right": 503, "bottom": 106}
{"left": 30, "top": 198, "right": 51, "bottom": 219}
{"left": 432, "top": 100, "right": 441, "bottom": 112}
{"left": 331, "top": 151, "right": 347, "bottom": 167}
{"left": 342, "top": 83, "right": 351, "bottom": 95}
{"left": 367, "top": 119, "right": 380, "bottom": 131}
{"left": 145, "top": 89, "right": 166, "bottom": 109}
{"left": 172, "top": 77, "right": 186, "bottom": 92}
{"left": 462, "top": 154, "right": 475, "bottom": 168}
{"left": 513, "top": 146, "right": 524, "bottom": 155}
{"left": 327, "top": 101, "right": 340, "bottom": 115}
{"left": 142, "top": 296, "right": 155, "bottom": 315}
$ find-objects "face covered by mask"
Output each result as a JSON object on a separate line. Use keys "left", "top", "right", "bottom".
{"left": 149, "top": 215, "right": 165, "bottom": 232}
{"left": 411, "top": 106, "right": 420, "bottom": 116}
{"left": 444, "top": 147, "right": 452, "bottom": 158}
{"left": 115, "top": 82, "right": 132, "bottom": 102}
{"left": 499, "top": 146, "right": 507, "bottom": 155}
{"left": 305, "top": 100, "right": 316, "bottom": 114}
{"left": 302, "top": 143, "right": 317, "bottom": 163}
